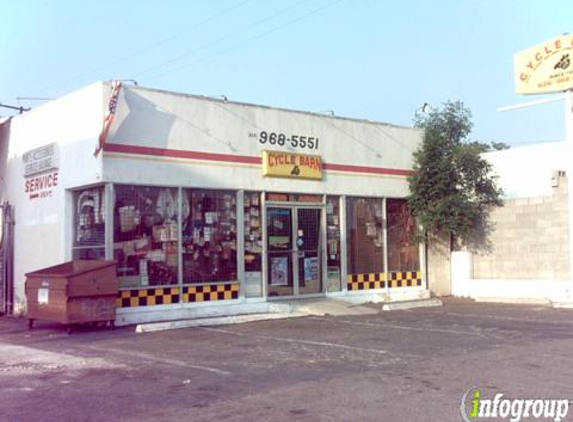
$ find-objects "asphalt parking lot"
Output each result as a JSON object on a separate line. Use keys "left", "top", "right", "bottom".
{"left": 1, "top": 299, "right": 573, "bottom": 422}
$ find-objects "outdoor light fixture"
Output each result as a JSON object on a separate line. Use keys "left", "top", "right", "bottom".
{"left": 205, "top": 95, "right": 228, "bottom": 102}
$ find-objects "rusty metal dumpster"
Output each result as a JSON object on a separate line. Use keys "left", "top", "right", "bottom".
{"left": 25, "top": 260, "right": 118, "bottom": 332}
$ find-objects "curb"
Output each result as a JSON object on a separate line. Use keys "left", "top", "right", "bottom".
{"left": 551, "top": 302, "right": 573, "bottom": 309}
{"left": 382, "top": 298, "right": 443, "bottom": 311}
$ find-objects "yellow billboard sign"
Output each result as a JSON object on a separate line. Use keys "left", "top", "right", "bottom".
{"left": 515, "top": 34, "right": 573, "bottom": 95}
{"left": 262, "top": 150, "right": 322, "bottom": 180}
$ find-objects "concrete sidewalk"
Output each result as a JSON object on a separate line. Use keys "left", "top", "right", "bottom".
{"left": 135, "top": 297, "right": 443, "bottom": 333}
{"left": 1, "top": 300, "right": 572, "bottom": 422}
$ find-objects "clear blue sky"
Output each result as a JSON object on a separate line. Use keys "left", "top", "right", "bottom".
{"left": 1, "top": 0, "right": 571, "bottom": 146}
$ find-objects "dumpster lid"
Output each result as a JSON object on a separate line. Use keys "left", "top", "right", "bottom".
{"left": 25, "top": 260, "right": 117, "bottom": 278}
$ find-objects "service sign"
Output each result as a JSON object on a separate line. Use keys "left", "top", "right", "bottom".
{"left": 515, "top": 34, "right": 573, "bottom": 95}
{"left": 22, "top": 143, "right": 59, "bottom": 177}
{"left": 262, "top": 150, "right": 322, "bottom": 180}
{"left": 23, "top": 143, "right": 59, "bottom": 200}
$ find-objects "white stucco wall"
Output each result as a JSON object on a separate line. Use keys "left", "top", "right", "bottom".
{"left": 0, "top": 82, "right": 104, "bottom": 309}
{"left": 482, "top": 141, "right": 571, "bottom": 199}
{"left": 102, "top": 84, "right": 423, "bottom": 198}
{"left": 0, "top": 81, "right": 424, "bottom": 311}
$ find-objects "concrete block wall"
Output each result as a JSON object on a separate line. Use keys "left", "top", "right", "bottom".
{"left": 472, "top": 177, "right": 570, "bottom": 281}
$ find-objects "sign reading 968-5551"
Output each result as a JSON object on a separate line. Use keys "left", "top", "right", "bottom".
{"left": 249, "top": 131, "right": 319, "bottom": 150}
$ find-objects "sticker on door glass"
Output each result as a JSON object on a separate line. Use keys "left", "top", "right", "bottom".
{"left": 269, "top": 236, "right": 289, "bottom": 249}
{"left": 270, "top": 256, "right": 289, "bottom": 286}
{"left": 304, "top": 257, "right": 319, "bottom": 282}
{"left": 37, "top": 288, "right": 49, "bottom": 304}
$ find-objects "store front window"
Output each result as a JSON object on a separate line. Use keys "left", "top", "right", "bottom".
{"left": 181, "top": 189, "right": 237, "bottom": 284}
{"left": 244, "top": 191, "right": 262, "bottom": 272}
{"left": 73, "top": 186, "right": 106, "bottom": 260}
{"left": 386, "top": 198, "right": 419, "bottom": 272}
{"left": 346, "top": 197, "right": 385, "bottom": 276}
{"left": 113, "top": 185, "right": 179, "bottom": 288}
{"left": 244, "top": 191, "right": 263, "bottom": 297}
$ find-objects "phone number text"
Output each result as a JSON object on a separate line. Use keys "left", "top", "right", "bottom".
{"left": 256, "top": 131, "right": 320, "bottom": 150}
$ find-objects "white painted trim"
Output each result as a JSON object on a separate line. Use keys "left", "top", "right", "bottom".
{"left": 115, "top": 301, "right": 275, "bottom": 326}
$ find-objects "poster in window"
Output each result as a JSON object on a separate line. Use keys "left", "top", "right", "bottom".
{"left": 270, "top": 256, "right": 289, "bottom": 286}
{"left": 304, "top": 257, "right": 319, "bottom": 282}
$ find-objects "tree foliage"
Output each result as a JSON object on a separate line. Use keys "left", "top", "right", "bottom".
{"left": 407, "top": 101, "right": 504, "bottom": 251}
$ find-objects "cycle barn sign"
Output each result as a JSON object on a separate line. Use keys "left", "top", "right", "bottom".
{"left": 262, "top": 150, "right": 323, "bottom": 180}
{"left": 514, "top": 34, "right": 573, "bottom": 95}
{"left": 23, "top": 143, "right": 59, "bottom": 200}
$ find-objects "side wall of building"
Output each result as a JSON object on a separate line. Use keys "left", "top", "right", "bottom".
{"left": 451, "top": 142, "right": 572, "bottom": 302}
{"left": 472, "top": 177, "right": 569, "bottom": 281}
{"left": 0, "top": 83, "right": 104, "bottom": 311}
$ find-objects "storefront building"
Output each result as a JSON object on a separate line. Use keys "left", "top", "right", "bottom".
{"left": 0, "top": 81, "right": 428, "bottom": 324}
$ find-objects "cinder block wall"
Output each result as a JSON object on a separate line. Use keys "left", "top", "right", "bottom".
{"left": 472, "top": 177, "right": 569, "bottom": 280}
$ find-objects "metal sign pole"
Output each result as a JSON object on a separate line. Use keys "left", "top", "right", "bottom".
{"left": 565, "top": 90, "right": 573, "bottom": 298}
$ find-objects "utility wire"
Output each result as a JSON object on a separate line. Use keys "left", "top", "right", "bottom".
{"left": 371, "top": 123, "right": 416, "bottom": 153}
{"left": 320, "top": 118, "right": 384, "bottom": 158}
{"left": 211, "top": 97, "right": 395, "bottom": 160}
{"left": 142, "top": 0, "right": 345, "bottom": 83}
{"left": 133, "top": 0, "right": 313, "bottom": 79}
{"left": 35, "top": 0, "right": 255, "bottom": 95}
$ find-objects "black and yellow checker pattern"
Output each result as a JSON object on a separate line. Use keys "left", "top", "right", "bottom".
{"left": 347, "top": 273, "right": 387, "bottom": 291}
{"left": 117, "top": 287, "right": 181, "bottom": 308}
{"left": 182, "top": 283, "right": 239, "bottom": 303}
{"left": 388, "top": 271, "right": 422, "bottom": 288}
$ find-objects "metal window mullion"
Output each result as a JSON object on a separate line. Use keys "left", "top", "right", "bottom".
{"left": 237, "top": 190, "right": 245, "bottom": 300}
{"left": 261, "top": 192, "right": 268, "bottom": 299}
{"left": 340, "top": 195, "right": 348, "bottom": 293}
{"left": 292, "top": 207, "right": 299, "bottom": 296}
{"left": 382, "top": 197, "right": 389, "bottom": 292}
{"left": 177, "top": 188, "right": 183, "bottom": 302}
{"left": 72, "top": 245, "right": 106, "bottom": 250}
{"left": 105, "top": 184, "right": 114, "bottom": 261}
{"left": 321, "top": 198, "right": 327, "bottom": 294}
{"left": 65, "top": 190, "right": 74, "bottom": 261}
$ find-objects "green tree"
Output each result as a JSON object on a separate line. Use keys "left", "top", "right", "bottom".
{"left": 489, "top": 141, "right": 510, "bottom": 151}
{"left": 407, "top": 100, "right": 504, "bottom": 251}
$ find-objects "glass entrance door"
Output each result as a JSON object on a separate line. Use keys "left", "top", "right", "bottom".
{"left": 266, "top": 207, "right": 322, "bottom": 298}
{"left": 267, "top": 208, "right": 294, "bottom": 297}
{"left": 296, "top": 208, "right": 322, "bottom": 295}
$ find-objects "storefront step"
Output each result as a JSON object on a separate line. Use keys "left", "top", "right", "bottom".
{"left": 285, "top": 298, "right": 378, "bottom": 317}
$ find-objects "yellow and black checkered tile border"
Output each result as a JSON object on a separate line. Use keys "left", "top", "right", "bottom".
{"left": 347, "top": 273, "right": 387, "bottom": 291}
{"left": 347, "top": 271, "right": 422, "bottom": 290}
{"left": 388, "top": 271, "right": 422, "bottom": 288}
{"left": 182, "top": 283, "right": 239, "bottom": 303}
{"left": 117, "top": 287, "right": 181, "bottom": 308}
